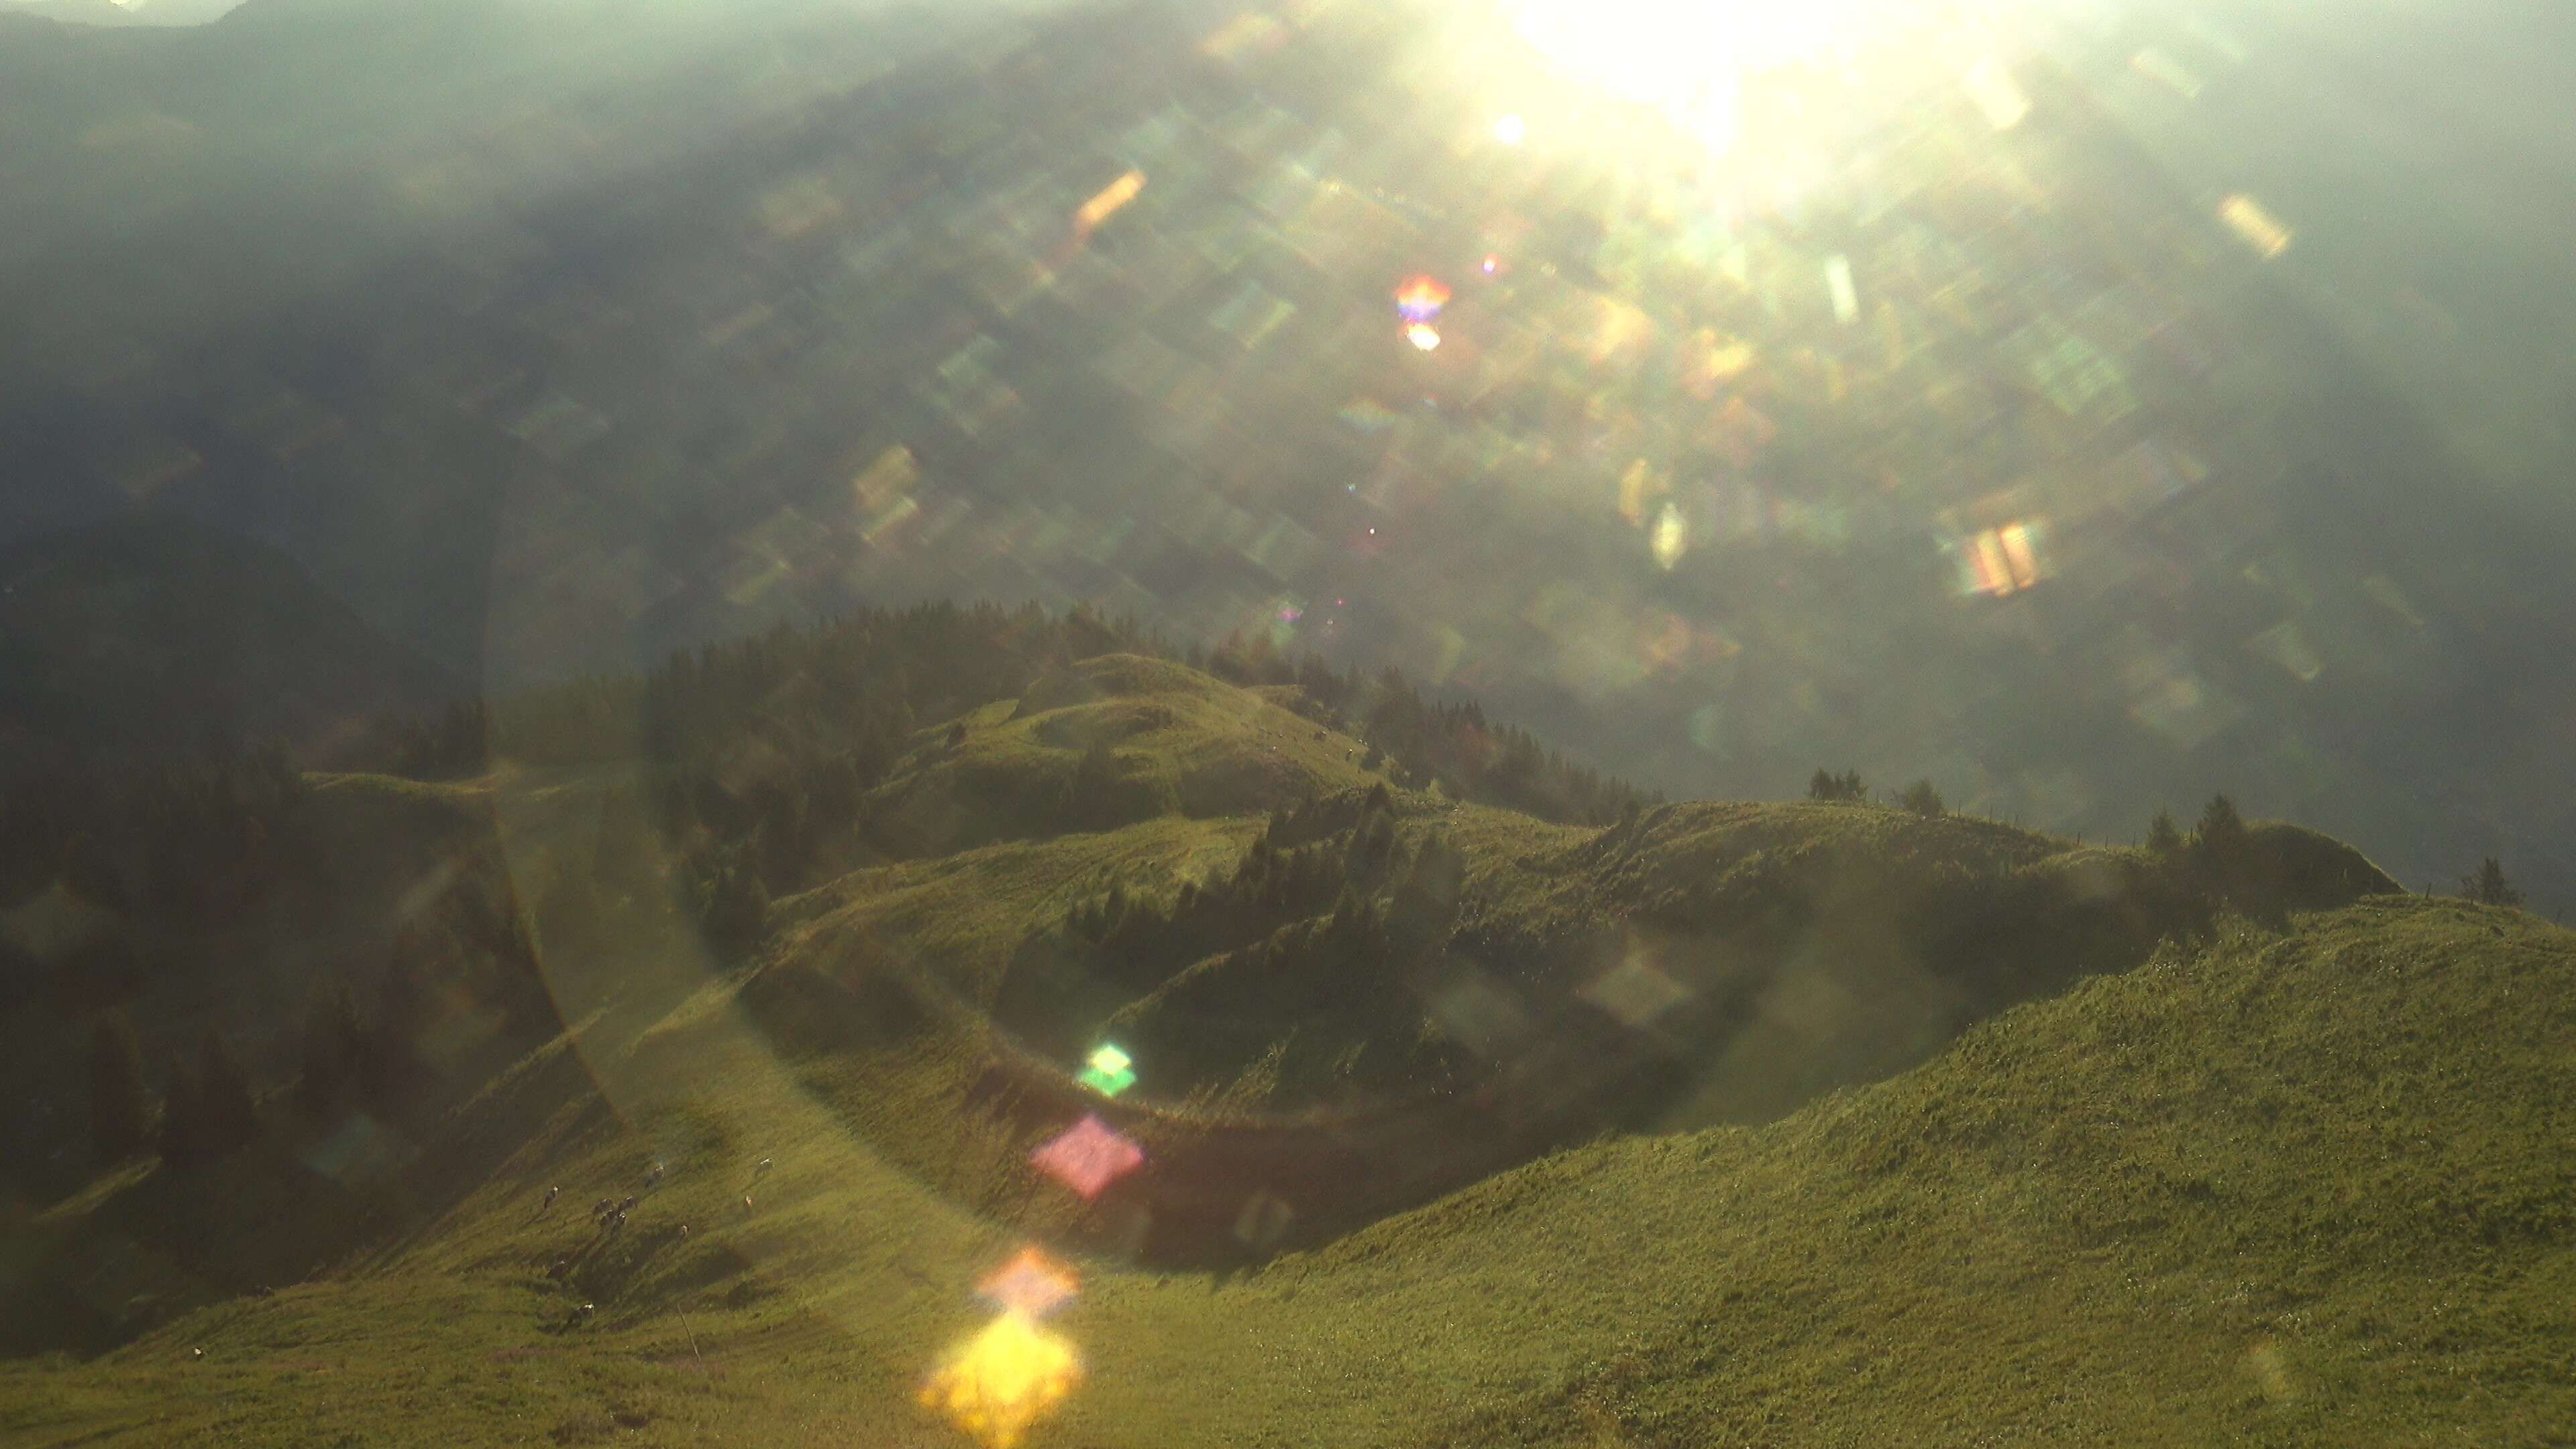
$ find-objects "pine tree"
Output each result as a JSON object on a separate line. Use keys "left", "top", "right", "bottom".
{"left": 1898, "top": 780, "right": 1946, "bottom": 817}
{"left": 194, "top": 1027, "right": 260, "bottom": 1159}
{"left": 2460, "top": 857, "right": 2524, "bottom": 908}
{"left": 2145, "top": 808, "right": 2184, "bottom": 857}
{"left": 89, "top": 1010, "right": 153, "bottom": 1163}
{"left": 2194, "top": 794, "right": 2249, "bottom": 863}
{"left": 297, "top": 982, "right": 364, "bottom": 1117}
{"left": 700, "top": 858, "right": 771, "bottom": 953}
{"left": 159, "top": 1056, "right": 203, "bottom": 1166}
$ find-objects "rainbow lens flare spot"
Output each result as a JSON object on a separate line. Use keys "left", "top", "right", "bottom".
{"left": 920, "top": 1311, "right": 1082, "bottom": 1449}
{"left": 1031, "top": 1114, "right": 1144, "bottom": 1199}
{"left": 977, "top": 1246, "right": 1080, "bottom": 1319}
{"left": 1077, "top": 1043, "right": 1137, "bottom": 1097}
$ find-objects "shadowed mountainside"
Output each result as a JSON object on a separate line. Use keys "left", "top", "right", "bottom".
{"left": 0, "top": 521, "right": 461, "bottom": 774}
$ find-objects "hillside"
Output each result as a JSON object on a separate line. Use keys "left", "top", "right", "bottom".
{"left": 0, "top": 521, "right": 460, "bottom": 774}
{"left": 8, "top": 641, "right": 2567, "bottom": 1446}
{"left": 1, "top": 896, "right": 2565, "bottom": 1446}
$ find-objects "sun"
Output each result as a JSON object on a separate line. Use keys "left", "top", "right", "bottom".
{"left": 1494, "top": 0, "right": 1966, "bottom": 155}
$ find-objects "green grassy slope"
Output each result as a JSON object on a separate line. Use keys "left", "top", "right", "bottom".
{"left": 858, "top": 653, "right": 1390, "bottom": 859}
{"left": 2, "top": 896, "right": 2566, "bottom": 1446}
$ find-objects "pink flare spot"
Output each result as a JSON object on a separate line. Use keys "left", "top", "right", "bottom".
{"left": 978, "top": 1246, "right": 1081, "bottom": 1318}
{"left": 1032, "top": 1114, "right": 1145, "bottom": 1201}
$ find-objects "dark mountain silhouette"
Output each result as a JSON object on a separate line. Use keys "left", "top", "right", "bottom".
{"left": 0, "top": 521, "right": 462, "bottom": 774}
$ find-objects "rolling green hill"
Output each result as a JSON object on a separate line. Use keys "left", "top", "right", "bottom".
{"left": 1, "top": 898, "right": 2565, "bottom": 1446}
{"left": 3, "top": 647, "right": 2565, "bottom": 1446}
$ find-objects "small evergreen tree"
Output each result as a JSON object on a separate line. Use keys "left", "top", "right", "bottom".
{"left": 1808, "top": 768, "right": 1868, "bottom": 803}
{"left": 2194, "top": 794, "right": 2249, "bottom": 861}
{"left": 2145, "top": 808, "right": 2184, "bottom": 858}
{"left": 297, "top": 982, "right": 365, "bottom": 1117}
{"left": 194, "top": 1026, "right": 260, "bottom": 1159}
{"left": 1898, "top": 780, "right": 1945, "bottom": 817}
{"left": 159, "top": 1057, "right": 203, "bottom": 1166}
{"left": 2460, "top": 857, "right": 2524, "bottom": 908}
{"left": 89, "top": 1010, "right": 154, "bottom": 1163}
{"left": 701, "top": 860, "right": 771, "bottom": 952}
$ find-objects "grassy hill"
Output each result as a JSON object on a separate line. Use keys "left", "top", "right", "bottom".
{"left": 3, "top": 647, "right": 2565, "bottom": 1446}
{"left": 1, "top": 896, "right": 2565, "bottom": 1446}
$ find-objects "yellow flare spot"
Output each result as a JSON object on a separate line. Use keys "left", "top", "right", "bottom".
{"left": 1075, "top": 170, "right": 1146, "bottom": 235}
{"left": 920, "top": 1311, "right": 1082, "bottom": 1449}
{"left": 1824, "top": 254, "right": 1859, "bottom": 325}
{"left": 2218, "top": 194, "right": 2293, "bottom": 259}
{"left": 1686, "top": 330, "right": 1756, "bottom": 391}
{"left": 1405, "top": 322, "right": 1442, "bottom": 352}
{"left": 1617, "top": 458, "right": 1667, "bottom": 527}
{"left": 1590, "top": 297, "right": 1655, "bottom": 360}
{"left": 852, "top": 443, "right": 918, "bottom": 510}
{"left": 1493, "top": 113, "right": 1527, "bottom": 146}
{"left": 1998, "top": 521, "right": 2040, "bottom": 591}
{"left": 1963, "top": 55, "right": 2031, "bottom": 130}
{"left": 1650, "top": 503, "right": 1688, "bottom": 570}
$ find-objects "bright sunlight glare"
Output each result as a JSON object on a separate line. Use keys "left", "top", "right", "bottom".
{"left": 1499, "top": 0, "right": 2000, "bottom": 156}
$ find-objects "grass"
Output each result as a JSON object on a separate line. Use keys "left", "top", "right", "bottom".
{"left": 2, "top": 658, "right": 2563, "bottom": 1446}
{"left": 1, "top": 896, "right": 2567, "bottom": 1446}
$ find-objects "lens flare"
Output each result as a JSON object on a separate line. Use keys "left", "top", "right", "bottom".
{"left": 1394, "top": 274, "right": 1453, "bottom": 321}
{"left": 1504, "top": 0, "right": 1916, "bottom": 155}
{"left": 920, "top": 1311, "right": 1083, "bottom": 1449}
{"left": 1030, "top": 1114, "right": 1144, "bottom": 1199}
{"left": 1077, "top": 1042, "right": 1137, "bottom": 1097}
{"left": 1073, "top": 169, "right": 1145, "bottom": 236}
{"left": 977, "top": 1246, "right": 1080, "bottom": 1319}
{"left": 1405, "top": 322, "right": 1443, "bottom": 352}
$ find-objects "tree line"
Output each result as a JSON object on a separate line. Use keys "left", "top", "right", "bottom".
{"left": 1814, "top": 765, "right": 2530, "bottom": 909}
{"left": 85, "top": 967, "right": 432, "bottom": 1169}
{"left": 366, "top": 600, "right": 1655, "bottom": 946}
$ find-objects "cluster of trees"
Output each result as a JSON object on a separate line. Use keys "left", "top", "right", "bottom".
{"left": 349, "top": 602, "right": 1654, "bottom": 949}
{"left": 87, "top": 968, "right": 437, "bottom": 1169}
{"left": 0, "top": 746, "right": 309, "bottom": 931}
{"left": 87, "top": 1012, "right": 258, "bottom": 1168}
{"left": 1055, "top": 783, "right": 1457, "bottom": 986}
{"left": 1807, "top": 768, "right": 1945, "bottom": 816}
{"left": 2460, "top": 857, "right": 2524, "bottom": 908}
{"left": 1807, "top": 768, "right": 1870, "bottom": 803}
{"left": 1195, "top": 632, "right": 1657, "bottom": 825}
{"left": 411, "top": 602, "right": 1152, "bottom": 932}
{"left": 372, "top": 699, "right": 491, "bottom": 780}
{"left": 1000, "top": 784, "right": 1471, "bottom": 1093}
{"left": 2147, "top": 795, "right": 2278, "bottom": 872}
{"left": 1102, "top": 820, "right": 1474, "bottom": 1105}
{"left": 1124, "top": 880, "right": 1469, "bottom": 1104}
